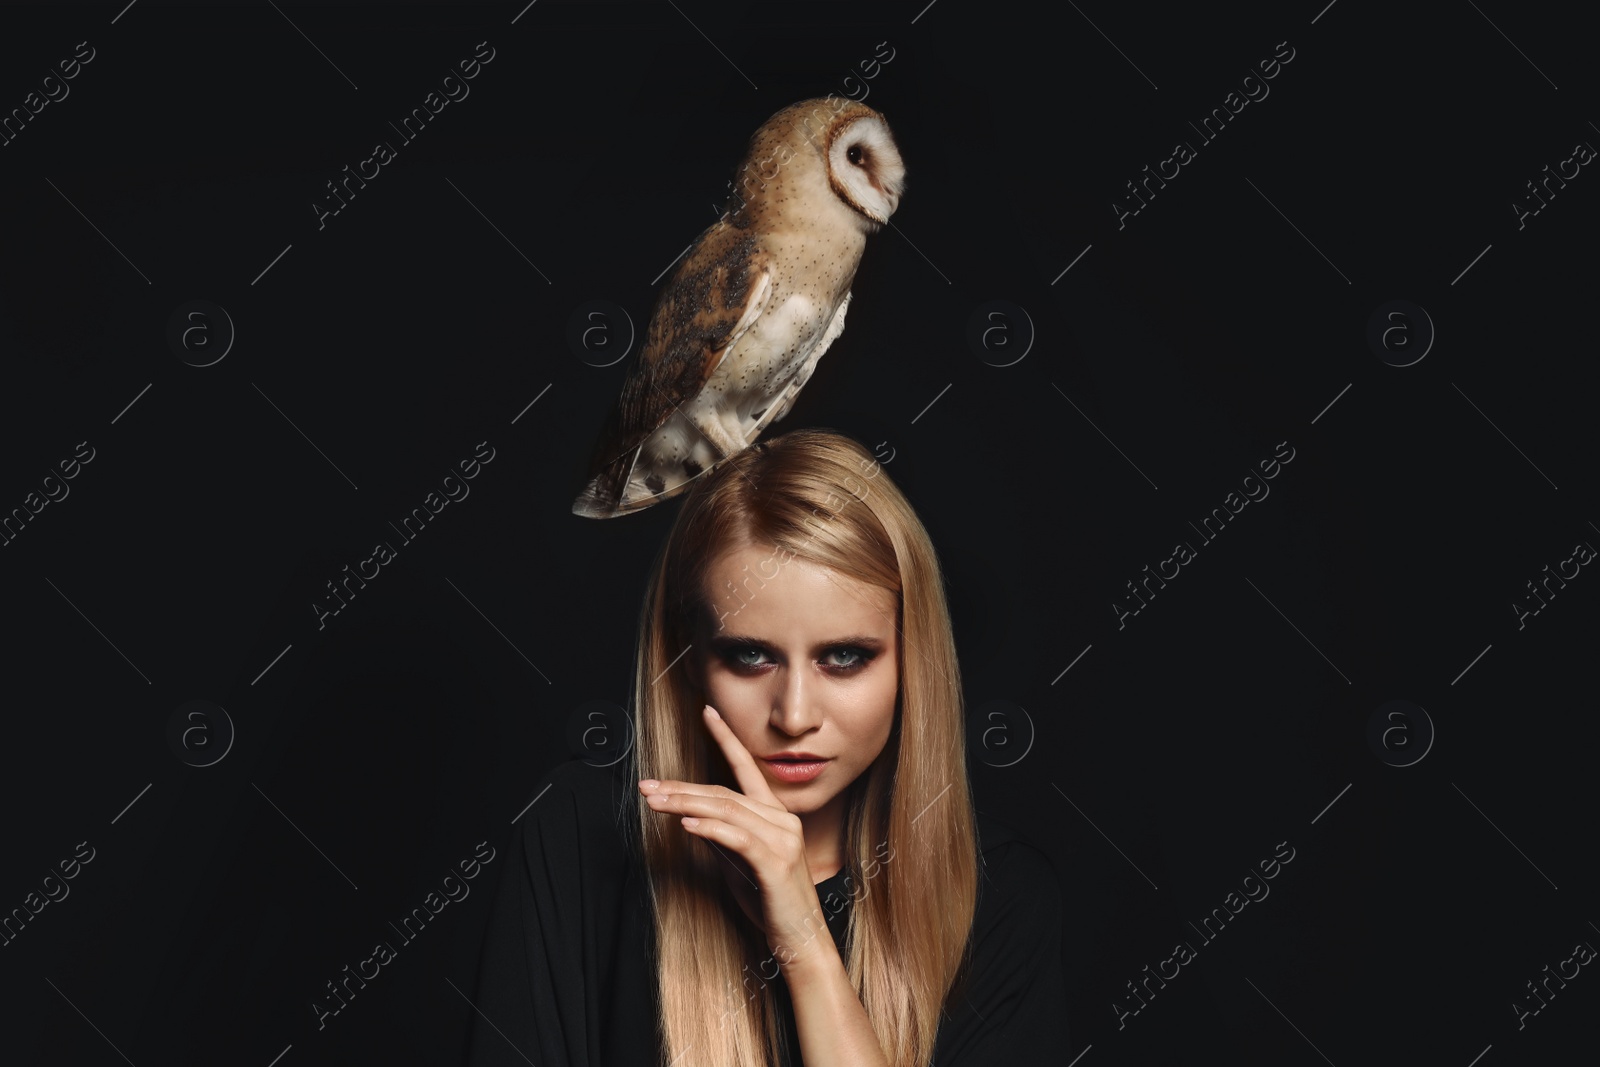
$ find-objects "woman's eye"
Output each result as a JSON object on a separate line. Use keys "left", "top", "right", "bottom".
{"left": 823, "top": 647, "right": 872, "bottom": 670}
{"left": 732, "top": 646, "right": 768, "bottom": 668}
{"left": 720, "top": 644, "right": 873, "bottom": 671}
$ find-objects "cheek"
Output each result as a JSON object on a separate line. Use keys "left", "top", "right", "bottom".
{"left": 840, "top": 674, "right": 899, "bottom": 743}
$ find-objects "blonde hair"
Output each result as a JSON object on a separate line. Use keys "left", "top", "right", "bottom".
{"left": 626, "top": 427, "right": 980, "bottom": 1067}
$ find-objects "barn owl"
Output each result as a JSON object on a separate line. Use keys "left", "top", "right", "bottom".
{"left": 571, "top": 97, "right": 905, "bottom": 519}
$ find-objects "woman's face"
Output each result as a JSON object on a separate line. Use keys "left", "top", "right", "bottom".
{"left": 696, "top": 540, "right": 900, "bottom": 816}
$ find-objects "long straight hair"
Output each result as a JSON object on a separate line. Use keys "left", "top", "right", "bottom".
{"left": 626, "top": 428, "right": 980, "bottom": 1067}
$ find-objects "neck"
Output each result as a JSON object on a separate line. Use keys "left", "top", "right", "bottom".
{"left": 798, "top": 788, "right": 848, "bottom": 882}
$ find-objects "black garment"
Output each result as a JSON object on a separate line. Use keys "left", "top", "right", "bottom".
{"left": 464, "top": 757, "right": 1068, "bottom": 1066}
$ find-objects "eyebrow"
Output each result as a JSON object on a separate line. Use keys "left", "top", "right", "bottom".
{"left": 710, "top": 633, "right": 888, "bottom": 652}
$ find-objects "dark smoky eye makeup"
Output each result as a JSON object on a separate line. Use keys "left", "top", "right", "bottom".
{"left": 708, "top": 636, "right": 882, "bottom": 673}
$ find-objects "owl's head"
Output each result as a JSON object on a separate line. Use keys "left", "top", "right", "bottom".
{"left": 819, "top": 103, "right": 905, "bottom": 228}
{"left": 730, "top": 99, "right": 906, "bottom": 230}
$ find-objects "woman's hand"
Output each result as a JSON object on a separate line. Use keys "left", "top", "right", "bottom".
{"left": 639, "top": 705, "right": 837, "bottom": 973}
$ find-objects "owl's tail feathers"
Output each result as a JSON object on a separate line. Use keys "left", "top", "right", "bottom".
{"left": 571, "top": 443, "right": 643, "bottom": 519}
{"left": 572, "top": 413, "right": 729, "bottom": 518}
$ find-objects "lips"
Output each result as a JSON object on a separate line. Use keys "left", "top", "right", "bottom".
{"left": 761, "top": 755, "right": 831, "bottom": 783}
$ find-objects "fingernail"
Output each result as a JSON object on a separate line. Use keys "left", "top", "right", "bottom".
{"left": 640, "top": 779, "right": 659, "bottom": 790}
{"left": 704, "top": 705, "right": 721, "bottom": 720}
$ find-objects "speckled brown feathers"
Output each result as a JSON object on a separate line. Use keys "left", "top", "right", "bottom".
{"left": 573, "top": 97, "right": 905, "bottom": 519}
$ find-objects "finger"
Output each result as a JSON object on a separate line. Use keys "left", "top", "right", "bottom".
{"left": 642, "top": 779, "right": 793, "bottom": 833}
{"left": 700, "top": 704, "right": 785, "bottom": 808}
{"left": 645, "top": 790, "right": 795, "bottom": 855}
{"left": 674, "top": 812, "right": 808, "bottom": 893}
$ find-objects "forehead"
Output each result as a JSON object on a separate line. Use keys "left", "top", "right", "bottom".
{"left": 703, "top": 541, "right": 897, "bottom": 636}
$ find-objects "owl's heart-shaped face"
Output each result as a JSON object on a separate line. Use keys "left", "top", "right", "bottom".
{"left": 825, "top": 115, "right": 905, "bottom": 224}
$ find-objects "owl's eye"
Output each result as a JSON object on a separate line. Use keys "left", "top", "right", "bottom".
{"left": 847, "top": 145, "right": 864, "bottom": 165}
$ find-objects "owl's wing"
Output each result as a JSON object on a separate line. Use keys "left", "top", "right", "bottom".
{"left": 587, "top": 226, "right": 773, "bottom": 473}
{"left": 573, "top": 226, "right": 775, "bottom": 517}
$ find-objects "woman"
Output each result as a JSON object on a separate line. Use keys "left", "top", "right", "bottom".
{"left": 465, "top": 429, "right": 1067, "bottom": 1066}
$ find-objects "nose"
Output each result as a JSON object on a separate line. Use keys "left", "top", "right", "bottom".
{"left": 769, "top": 662, "right": 823, "bottom": 736}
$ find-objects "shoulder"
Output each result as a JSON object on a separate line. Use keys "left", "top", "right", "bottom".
{"left": 972, "top": 808, "right": 1064, "bottom": 927}
{"left": 511, "top": 757, "right": 638, "bottom": 869}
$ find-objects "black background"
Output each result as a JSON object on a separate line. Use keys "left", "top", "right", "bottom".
{"left": 2, "top": 1, "right": 1597, "bottom": 1064}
